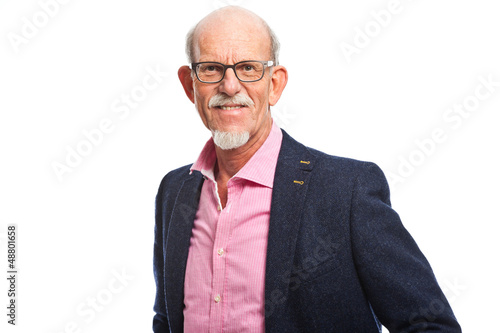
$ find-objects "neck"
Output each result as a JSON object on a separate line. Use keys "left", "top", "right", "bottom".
{"left": 214, "top": 118, "right": 273, "bottom": 183}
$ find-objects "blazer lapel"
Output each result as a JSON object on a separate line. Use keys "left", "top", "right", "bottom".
{"left": 164, "top": 171, "right": 204, "bottom": 332}
{"left": 265, "top": 130, "right": 316, "bottom": 315}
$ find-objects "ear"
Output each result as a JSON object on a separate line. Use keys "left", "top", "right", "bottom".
{"left": 178, "top": 65, "right": 195, "bottom": 103}
{"left": 268, "top": 65, "right": 288, "bottom": 106}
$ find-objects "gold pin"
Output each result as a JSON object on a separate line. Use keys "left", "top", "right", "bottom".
{"left": 293, "top": 180, "right": 304, "bottom": 185}
{"left": 300, "top": 160, "right": 310, "bottom": 164}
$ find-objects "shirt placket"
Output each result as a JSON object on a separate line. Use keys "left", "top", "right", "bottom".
{"left": 208, "top": 180, "right": 237, "bottom": 333}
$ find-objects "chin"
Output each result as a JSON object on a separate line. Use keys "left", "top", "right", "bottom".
{"left": 211, "top": 130, "right": 250, "bottom": 150}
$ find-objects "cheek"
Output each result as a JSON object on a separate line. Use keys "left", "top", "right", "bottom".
{"left": 194, "top": 85, "right": 215, "bottom": 107}
{"left": 193, "top": 91, "right": 208, "bottom": 112}
{"left": 252, "top": 91, "right": 270, "bottom": 112}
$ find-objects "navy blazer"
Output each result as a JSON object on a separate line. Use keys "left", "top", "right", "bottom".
{"left": 153, "top": 130, "right": 461, "bottom": 332}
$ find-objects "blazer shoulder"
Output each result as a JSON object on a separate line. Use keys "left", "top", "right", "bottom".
{"left": 156, "top": 164, "right": 195, "bottom": 196}
{"left": 312, "top": 147, "right": 375, "bottom": 171}
{"left": 280, "top": 129, "right": 387, "bottom": 183}
{"left": 281, "top": 128, "right": 372, "bottom": 165}
{"left": 303, "top": 145, "right": 384, "bottom": 181}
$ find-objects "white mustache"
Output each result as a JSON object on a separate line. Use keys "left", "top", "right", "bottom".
{"left": 208, "top": 94, "right": 255, "bottom": 108}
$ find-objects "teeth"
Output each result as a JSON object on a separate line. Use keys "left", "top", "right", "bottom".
{"left": 220, "top": 106, "right": 243, "bottom": 110}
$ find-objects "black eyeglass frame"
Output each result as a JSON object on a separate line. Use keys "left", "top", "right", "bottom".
{"left": 190, "top": 60, "right": 274, "bottom": 83}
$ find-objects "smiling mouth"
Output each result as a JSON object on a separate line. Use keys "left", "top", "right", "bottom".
{"left": 216, "top": 105, "right": 246, "bottom": 110}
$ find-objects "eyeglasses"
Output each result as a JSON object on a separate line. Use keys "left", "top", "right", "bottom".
{"left": 191, "top": 60, "right": 274, "bottom": 83}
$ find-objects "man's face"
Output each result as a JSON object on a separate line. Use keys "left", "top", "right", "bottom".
{"left": 191, "top": 24, "right": 274, "bottom": 143}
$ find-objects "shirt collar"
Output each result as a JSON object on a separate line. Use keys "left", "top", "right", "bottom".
{"left": 190, "top": 121, "right": 283, "bottom": 188}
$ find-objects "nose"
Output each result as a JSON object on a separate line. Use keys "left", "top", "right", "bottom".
{"left": 218, "top": 67, "right": 242, "bottom": 96}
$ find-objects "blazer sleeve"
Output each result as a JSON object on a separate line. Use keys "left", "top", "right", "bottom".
{"left": 153, "top": 177, "right": 170, "bottom": 332}
{"left": 349, "top": 162, "right": 461, "bottom": 332}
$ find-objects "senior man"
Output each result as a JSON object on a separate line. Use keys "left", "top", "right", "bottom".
{"left": 153, "top": 6, "right": 461, "bottom": 333}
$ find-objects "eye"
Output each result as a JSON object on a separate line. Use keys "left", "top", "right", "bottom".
{"left": 243, "top": 64, "right": 255, "bottom": 71}
{"left": 199, "top": 64, "right": 222, "bottom": 73}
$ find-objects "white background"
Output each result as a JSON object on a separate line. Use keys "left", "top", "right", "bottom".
{"left": 1, "top": 0, "right": 499, "bottom": 332}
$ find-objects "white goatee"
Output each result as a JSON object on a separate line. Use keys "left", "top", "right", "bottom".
{"left": 212, "top": 130, "right": 250, "bottom": 150}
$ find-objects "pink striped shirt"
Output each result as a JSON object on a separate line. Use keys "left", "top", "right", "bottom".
{"left": 184, "top": 122, "right": 283, "bottom": 333}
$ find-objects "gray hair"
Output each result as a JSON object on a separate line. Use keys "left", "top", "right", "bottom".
{"left": 185, "top": 17, "right": 280, "bottom": 65}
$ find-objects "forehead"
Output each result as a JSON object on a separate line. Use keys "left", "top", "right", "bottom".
{"left": 193, "top": 15, "right": 271, "bottom": 63}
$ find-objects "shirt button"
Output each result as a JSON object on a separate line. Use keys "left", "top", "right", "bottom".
{"left": 217, "top": 248, "right": 224, "bottom": 256}
{"left": 217, "top": 205, "right": 221, "bottom": 211}
{"left": 214, "top": 295, "right": 221, "bottom": 303}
